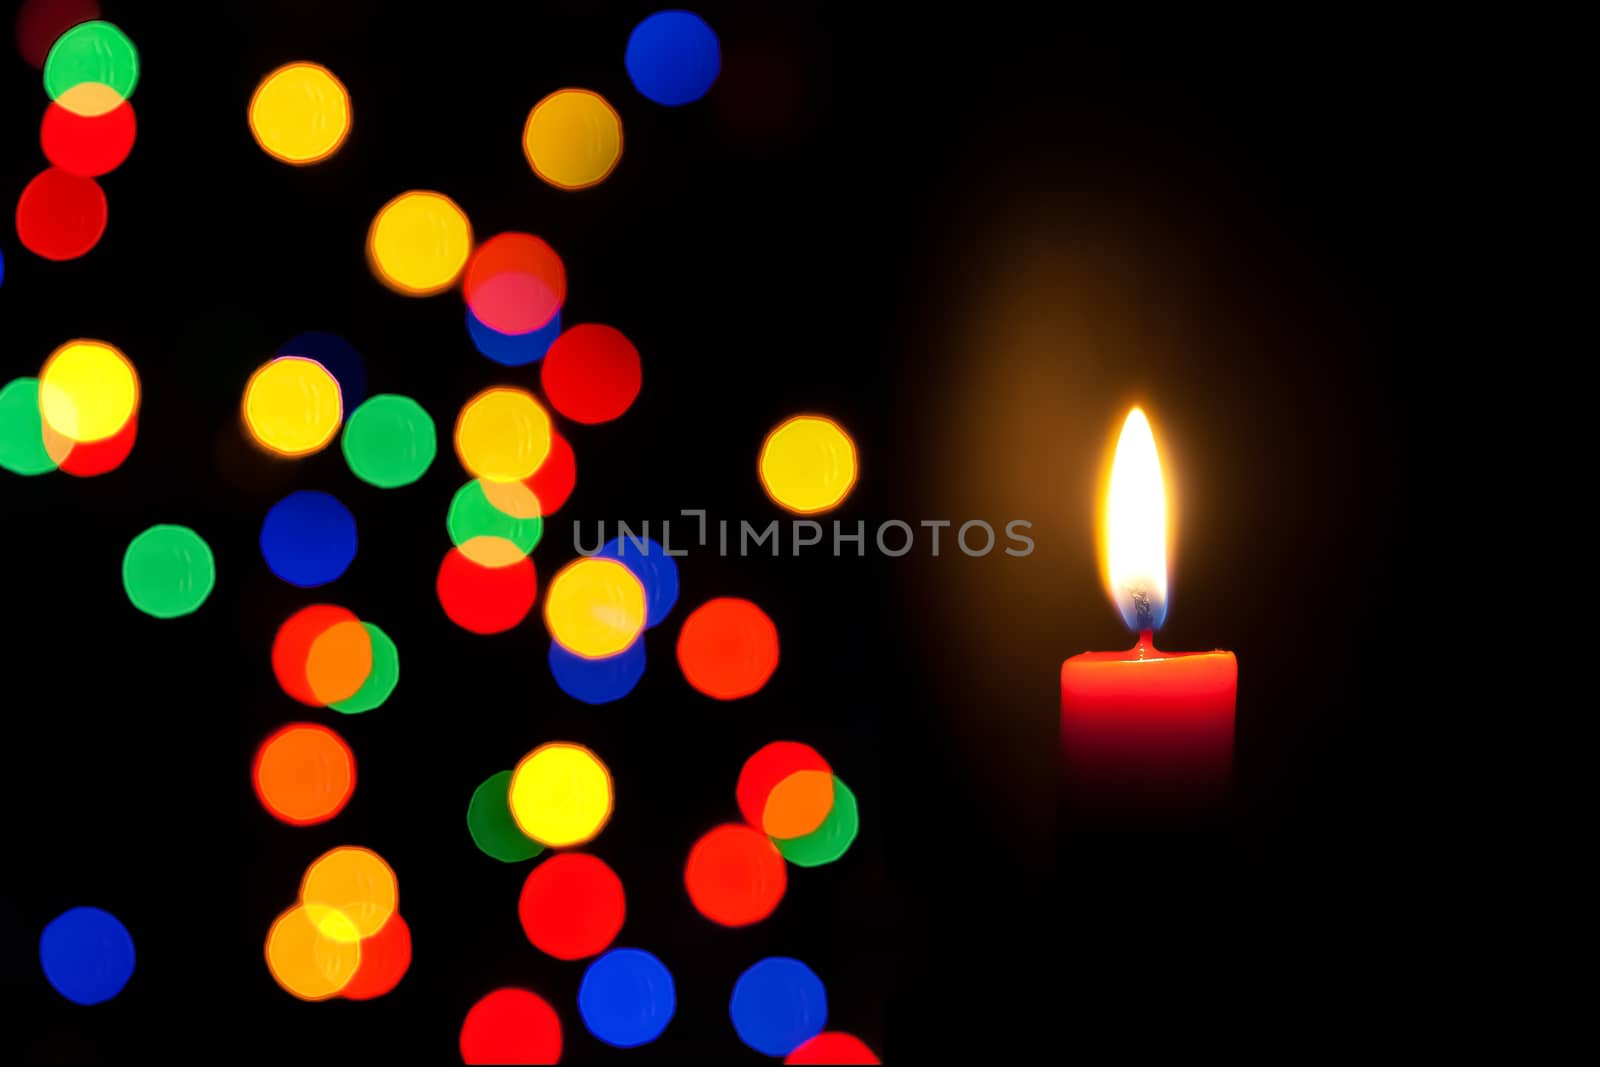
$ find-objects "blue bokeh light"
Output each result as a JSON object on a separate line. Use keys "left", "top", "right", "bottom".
{"left": 625, "top": 10, "right": 721, "bottom": 107}
{"left": 729, "top": 957, "right": 827, "bottom": 1057}
{"left": 260, "top": 490, "right": 357, "bottom": 587}
{"left": 466, "top": 307, "right": 562, "bottom": 367}
{"left": 39, "top": 906, "right": 135, "bottom": 1005}
{"left": 549, "top": 638, "right": 646, "bottom": 705}
{"left": 276, "top": 331, "right": 365, "bottom": 410}
{"left": 1, "top": 243, "right": 6, "bottom": 288}
{"left": 594, "top": 536, "right": 679, "bottom": 628}
{"left": 579, "top": 948, "right": 677, "bottom": 1048}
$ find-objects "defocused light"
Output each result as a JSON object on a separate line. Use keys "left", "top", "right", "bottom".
{"left": 260, "top": 490, "right": 357, "bottom": 587}
{"left": 50, "top": 413, "right": 136, "bottom": 476}
{"left": 594, "top": 535, "right": 678, "bottom": 628}
{"left": 341, "top": 393, "right": 435, "bottom": 488}
{"left": 467, "top": 769, "right": 545, "bottom": 863}
{"left": 468, "top": 306, "right": 561, "bottom": 367}
{"left": 265, "top": 904, "right": 360, "bottom": 1001}
{"left": 272, "top": 604, "right": 360, "bottom": 705}
{"left": 367, "top": 190, "right": 471, "bottom": 296}
{"left": 774, "top": 776, "right": 858, "bottom": 868}
{"left": 480, "top": 477, "right": 543, "bottom": 519}
{"left": 786, "top": 1032, "right": 880, "bottom": 1065}
{"left": 16, "top": 166, "right": 106, "bottom": 260}
{"left": 730, "top": 958, "right": 828, "bottom": 1058}
{"left": 253, "top": 722, "right": 356, "bottom": 826}
{"left": 436, "top": 548, "right": 537, "bottom": 634}
{"left": 625, "top": 10, "right": 721, "bottom": 106}
{"left": 305, "top": 618, "right": 373, "bottom": 705}
{"left": 300, "top": 846, "right": 397, "bottom": 942}
{"left": 548, "top": 638, "right": 645, "bottom": 705}
{"left": 523, "top": 89, "right": 623, "bottom": 190}
{"left": 248, "top": 62, "right": 351, "bottom": 165}
{"left": 461, "top": 988, "right": 563, "bottom": 1066}
{"left": 762, "top": 770, "right": 834, "bottom": 840}
{"left": 0, "top": 377, "right": 58, "bottom": 475}
{"left": 329, "top": 622, "right": 398, "bottom": 714}
{"left": 39, "top": 906, "right": 134, "bottom": 1005}
{"left": 579, "top": 948, "right": 676, "bottom": 1048}
{"left": 677, "top": 597, "right": 779, "bottom": 699}
{"left": 684, "top": 823, "right": 786, "bottom": 927}
{"left": 122, "top": 525, "right": 215, "bottom": 618}
{"left": 737, "top": 742, "right": 830, "bottom": 829}
{"left": 541, "top": 324, "right": 641, "bottom": 425}
{"left": 461, "top": 233, "right": 565, "bottom": 335}
{"left": 509, "top": 742, "right": 612, "bottom": 848}
{"left": 518, "top": 853, "right": 625, "bottom": 960}
{"left": 276, "top": 331, "right": 365, "bottom": 410}
{"left": 15, "top": 0, "right": 101, "bottom": 69}
{"left": 759, "top": 415, "right": 857, "bottom": 514}
{"left": 41, "top": 97, "right": 135, "bottom": 176}
{"left": 339, "top": 912, "right": 410, "bottom": 1000}
{"left": 525, "top": 428, "right": 577, "bottom": 514}
{"left": 454, "top": 386, "right": 551, "bottom": 483}
{"left": 43, "top": 20, "right": 137, "bottom": 115}
{"left": 242, "top": 356, "right": 343, "bottom": 457}
{"left": 38, "top": 339, "right": 137, "bottom": 443}
{"left": 545, "top": 557, "right": 647, "bottom": 658}
{"left": 448, "top": 479, "right": 543, "bottom": 565}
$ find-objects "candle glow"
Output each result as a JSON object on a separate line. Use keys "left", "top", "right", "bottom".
{"left": 1101, "top": 406, "right": 1168, "bottom": 633}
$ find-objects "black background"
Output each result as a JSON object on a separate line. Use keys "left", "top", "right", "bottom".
{"left": 0, "top": 1, "right": 1426, "bottom": 1062}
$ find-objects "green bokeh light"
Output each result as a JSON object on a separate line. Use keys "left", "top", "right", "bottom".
{"left": 775, "top": 775, "right": 858, "bottom": 867}
{"left": 44, "top": 21, "right": 140, "bottom": 105}
{"left": 0, "top": 378, "right": 57, "bottom": 476}
{"left": 330, "top": 622, "right": 399, "bottom": 714}
{"left": 123, "top": 525, "right": 215, "bottom": 619}
{"left": 342, "top": 394, "right": 437, "bottom": 488}
{"left": 447, "top": 480, "right": 543, "bottom": 556}
{"left": 467, "top": 770, "right": 544, "bottom": 863}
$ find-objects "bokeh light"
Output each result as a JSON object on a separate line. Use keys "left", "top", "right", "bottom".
{"left": 276, "top": 331, "right": 365, "bottom": 410}
{"left": 41, "top": 97, "right": 135, "bottom": 176}
{"left": 548, "top": 638, "right": 645, "bottom": 705}
{"left": 730, "top": 958, "right": 828, "bottom": 1057}
{"left": 300, "top": 846, "right": 397, "bottom": 942}
{"left": 271, "top": 604, "right": 360, "bottom": 705}
{"left": 122, "top": 525, "right": 215, "bottom": 618}
{"left": 468, "top": 306, "right": 561, "bottom": 367}
{"left": 518, "top": 852, "right": 625, "bottom": 960}
{"left": 340, "top": 912, "right": 411, "bottom": 1000}
{"left": 763, "top": 769, "right": 834, "bottom": 840}
{"left": 329, "top": 622, "right": 398, "bottom": 714}
{"left": 461, "top": 988, "right": 563, "bottom": 1066}
{"left": 242, "top": 356, "right": 343, "bottom": 457}
{"left": 684, "top": 823, "right": 786, "bottom": 927}
{"left": 594, "top": 535, "right": 679, "bottom": 628}
{"left": 16, "top": 0, "right": 100, "bottom": 69}
{"left": 509, "top": 742, "right": 613, "bottom": 848}
{"left": 265, "top": 903, "right": 360, "bottom": 1001}
{"left": 43, "top": 20, "right": 137, "bottom": 115}
{"left": 249, "top": 62, "right": 351, "bottom": 165}
{"left": 39, "top": 339, "right": 137, "bottom": 443}
{"left": 545, "top": 557, "right": 647, "bottom": 658}
{"left": 523, "top": 89, "right": 623, "bottom": 190}
{"left": 253, "top": 722, "right": 356, "bottom": 826}
{"left": 448, "top": 479, "right": 543, "bottom": 566}
{"left": 305, "top": 618, "right": 373, "bottom": 704}
{"left": 39, "top": 906, "right": 134, "bottom": 1005}
{"left": 50, "top": 412, "right": 137, "bottom": 476}
{"left": 525, "top": 428, "right": 577, "bottom": 514}
{"left": 786, "top": 1032, "right": 881, "bottom": 1065}
{"left": 541, "top": 324, "right": 641, "bottom": 425}
{"left": 774, "top": 776, "right": 858, "bottom": 868}
{"left": 468, "top": 770, "right": 545, "bottom": 863}
{"left": 16, "top": 166, "right": 106, "bottom": 260}
{"left": 677, "top": 597, "right": 780, "bottom": 699}
{"left": 367, "top": 190, "right": 471, "bottom": 296}
{"left": 625, "top": 10, "right": 721, "bottom": 106}
{"left": 454, "top": 387, "right": 551, "bottom": 483}
{"left": 580, "top": 948, "right": 676, "bottom": 1048}
{"left": 342, "top": 394, "right": 435, "bottom": 488}
{"left": 0, "top": 378, "right": 58, "bottom": 475}
{"left": 737, "top": 742, "right": 831, "bottom": 829}
{"left": 461, "top": 233, "right": 565, "bottom": 335}
{"left": 260, "top": 490, "right": 357, "bottom": 587}
{"left": 759, "top": 415, "right": 858, "bottom": 514}
{"left": 436, "top": 548, "right": 537, "bottom": 634}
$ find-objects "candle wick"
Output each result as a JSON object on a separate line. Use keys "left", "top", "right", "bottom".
{"left": 1131, "top": 591, "right": 1153, "bottom": 629}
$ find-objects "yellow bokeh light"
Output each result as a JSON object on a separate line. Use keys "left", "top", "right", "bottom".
{"left": 481, "top": 478, "right": 543, "bottom": 520}
{"left": 509, "top": 742, "right": 613, "bottom": 848}
{"left": 454, "top": 387, "right": 551, "bottom": 483}
{"left": 758, "top": 415, "right": 858, "bottom": 514}
{"left": 300, "top": 846, "right": 397, "bottom": 943}
{"left": 248, "top": 61, "right": 352, "bottom": 165}
{"left": 242, "top": 356, "right": 343, "bottom": 457}
{"left": 367, "top": 190, "right": 472, "bottom": 296}
{"left": 39, "top": 340, "right": 138, "bottom": 443}
{"left": 265, "top": 904, "right": 361, "bottom": 1001}
{"left": 58, "top": 82, "right": 124, "bottom": 119}
{"left": 544, "top": 557, "right": 646, "bottom": 659}
{"left": 523, "top": 89, "right": 623, "bottom": 191}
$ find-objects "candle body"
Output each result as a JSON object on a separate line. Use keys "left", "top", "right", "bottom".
{"left": 1060, "top": 634, "right": 1236, "bottom": 815}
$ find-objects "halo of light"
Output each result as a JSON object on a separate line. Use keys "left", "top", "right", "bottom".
{"left": 122, "top": 525, "right": 215, "bottom": 618}
{"left": 43, "top": 20, "right": 137, "bottom": 115}
{"left": 523, "top": 89, "right": 623, "bottom": 190}
{"left": 454, "top": 386, "right": 551, "bottom": 483}
{"left": 594, "top": 535, "right": 678, "bottom": 627}
{"left": 265, "top": 903, "right": 360, "bottom": 1001}
{"left": 248, "top": 61, "right": 351, "bottom": 165}
{"left": 38, "top": 339, "right": 137, "bottom": 443}
{"left": 253, "top": 722, "right": 356, "bottom": 826}
{"left": 684, "top": 823, "right": 786, "bottom": 927}
{"left": 579, "top": 948, "right": 676, "bottom": 1048}
{"left": 41, "top": 97, "right": 135, "bottom": 176}
{"left": 271, "top": 604, "right": 360, "bottom": 705}
{"left": 39, "top": 906, "right": 134, "bottom": 1005}
{"left": 519, "top": 853, "right": 625, "bottom": 961}
{"left": 525, "top": 428, "right": 577, "bottom": 514}
{"left": 16, "top": 167, "right": 106, "bottom": 260}
{"left": 549, "top": 638, "right": 645, "bottom": 705}
{"left": 367, "top": 190, "right": 471, "bottom": 296}
{"left": 677, "top": 597, "right": 779, "bottom": 700}
{"left": 775, "top": 776, "right": 858, "bottom": 868}
{"left": 436, "top": 548, "right": 537, "bottom": 634}
{"left": 448, "top": 479, "right": 543, "bottom": 565}
{"left": 461, "top": 233, "right": 566, "bottom": 335}
{"left": 730, "top": 958, "right": 828, "bottom": 1057}
{"left": 468, "top": 770, "right": 545, "bottom": 863}
{"left": 0, "top": 378, "right": 58, "bottom": 475}
{"left": 340, "top": 912, "right": 411, "bottom": 1000}
{"left": 300, "top": 846, "right": 397, "bottom": 942}
{"left": 625, "top": 10, "right": 722, "bottom": 106}
{"left": 786, "top": 1032, "right": 881, "bottom": 1064}
{"left": 737, "top": 742, "right": 831, "bottom": 829}
{"left": 242, "top": 356, "right": 343, "bottom": 457}
{"left": 341, "top": 394, "right": 435, "bottom": 488}
{"left": 52, "top": 413, "right": 136, "bottom": 476}
{"left": 276, "top": 331, "right": 365, "bottom": 410}
{"left": 260, "top": 490, "right": 357, "bottom": 587}
{"left": 544, "top": 557, "right": 647, "bottom": 659}
{"left": 509, "top": 742, "right": 613, "bottom": 848}
{"left": 305, "top": 618, "right": 373, "bottom": 705}
{"left": 759, "top": 415, "right": 858, "bottom": 514}
{"left": 461, "top": 988, "right": 563, "bottom": 1066}
{"left": 541, "top": 324, "right": 641, "bottom": 425}
{"left": 329, "top": 622, "right": 399, "bottom": 714}
{"left": 763, "top": 770, "right": 835, "bottom": 840}
{"left": 468, "top": 306, "right": 562, "bottom": 367}
{"left": 16, "top": 0, "right": 101, "bottom": 69}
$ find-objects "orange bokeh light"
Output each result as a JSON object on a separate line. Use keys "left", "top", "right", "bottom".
{"left": 676, "top": 597, "right": 780, "bottom": 700}
{"left": 253, "top": 723, "right": 355, "bottom": 826}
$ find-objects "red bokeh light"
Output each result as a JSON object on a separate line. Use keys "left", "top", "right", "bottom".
{"left": 786, "top": 1033, "right": 882, "bottom": 1065}
{"left": 271, "top": 604, "right": 359, "bottom": 706}
{"left": 58, "top": 414, "right": 137, "bottom": 476}
{"left": 518, "top": 852, "right": 625, "bottom": 961}
{"left": 460, "top": 988, "right": 563, "bottom": 1065}
{"left": 676, "top": 597, "right": 780, "bottom": 700}
{"left": 540, "top": 324, "right": 641, "bottom": 425}
{"left": 341, "top": 913, "right": 412, "bottom": 1000}
{"left": 462, "top": 233, "right": 566, "bottom": 335}
{"left": 684, "top": 823, "right": 787, "bottom": 927}
{"left": 15, "top": 0, "right": 100, "bottom": 68}
{"left": 16, "top": 166, "right": 107, "bottom": 261}
{"left": 736, "top": 741, "right": 831, "bottom": 830}
{"left": 524, "top": 428, "right": 576, "bottom": 514}
{"left": 436, "top": 548, "right": 537, "bottom": 634}
{"left": 41, "top": 98, "right": 136, "bottom": 177}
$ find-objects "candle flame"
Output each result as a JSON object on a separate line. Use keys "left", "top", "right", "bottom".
{"left": 1102, "top": 407, "right": 1168, "bottom": 632}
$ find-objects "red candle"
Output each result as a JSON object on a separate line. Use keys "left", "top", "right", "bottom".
{"left": 1060, "top": 408, "right": 1236, "bottom": 814}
